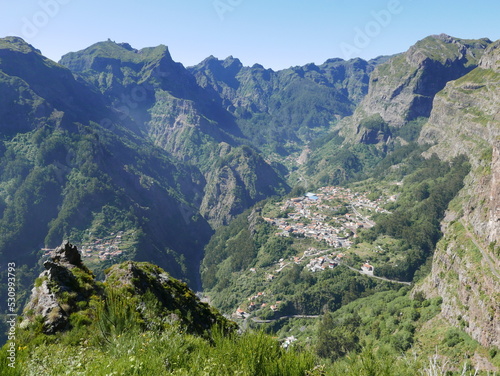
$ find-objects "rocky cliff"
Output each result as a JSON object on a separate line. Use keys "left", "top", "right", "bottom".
{"left": 338, "top": 34, "right": 491, "bottom": 144}
{"left": 21, "top": 241, "right": 99, "bottom": 334}
{"left": 417, "top": 40, "right": 500, "bottom": 347}
{"left": 22, "top": 241, "right": 234, "bottom": 336}
{"left": 60, "top": 41, "right": 288, "bottom": 227}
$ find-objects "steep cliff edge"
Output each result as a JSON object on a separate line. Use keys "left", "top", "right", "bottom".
{"left": 60, "top": 41, "right": 287, "bottom": 227}
{"left": 338, "top": 34, "right": 491, "bottom": 144}
{"left": 21, "top": 241, "right": 234, "bottom": 336}
{"left": 417, "top": 41, "right": 500, "bottom": 347}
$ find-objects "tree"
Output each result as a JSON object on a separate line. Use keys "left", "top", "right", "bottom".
{"left": 316, "top": 312, "right": 361, "bottom": 360}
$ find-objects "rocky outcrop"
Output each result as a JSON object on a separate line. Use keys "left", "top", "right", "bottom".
{"left": 417, "top": 40, "right": 500, "bottom": 347}
{"left": 338, "top": 34, "right": 492, "bottom": 144}
{"left": 22, "top": 242, "right": 234, "bottom": 336}
{"left": 22, "top": 241, "right": 97, "bottom": 334}
{"left": 105, "top": 261, "right": 235, "bottom": 335}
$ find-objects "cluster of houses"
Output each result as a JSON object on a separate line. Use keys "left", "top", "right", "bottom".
{"left": 79, "top": 231, "right": 127, "bottom": 261}
{"left": 263, "top": 186, "right": 390, "bottom": 248}
{"left": 231, "top": 186, "right": 391, "bottom": 321}
{"left": 306, "top": 252, "right": 345, "bottom": 272}
{"left": 233, "top": 292, "right": 283, "bottom": 319}
{"left": 318, "top": 186, "right": 394, "bottom": 212}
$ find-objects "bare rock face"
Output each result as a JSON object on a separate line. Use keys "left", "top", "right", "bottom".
{"left": 20, "top": 275, "right": 64, "bottom": 334}
{"left": 417, "top": 40, "right": 500, "bottom": 347}
{"left": 479, "top": 40, "right": 500, "bottom": 72}
{"left": 338, "top": 35, "right": 491, "bottom": 144}
{"left": 47, "top": 240, "right": 85, "bottom": 269}
{"left": 22, "top": 241, "right": 95, "bottom": 334}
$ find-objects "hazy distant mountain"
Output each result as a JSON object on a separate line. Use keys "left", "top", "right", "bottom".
{"left": 0, "top": 37, "right": 212, "bottom": 283}
{"left": 189, "top": 55, "right": 388, "bottom": 150}
{"left": 59, "top": 41, "right": 289, "bottom": 226}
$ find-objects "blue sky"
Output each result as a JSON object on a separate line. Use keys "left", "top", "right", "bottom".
{"left": 1, "top": 0, "right": 499, "bottom": 70}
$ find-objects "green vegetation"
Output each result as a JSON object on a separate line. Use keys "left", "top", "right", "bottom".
{"left": 358, "top": 154, "right": 470, "bottom": 281}
{"left": 1, "top": 255, "right": 490, "bottom": 375}
{"left": 411, "top": 36, "right": 491, "bottom": 66}
{"left": 60, "top": 39, "right": 290, "bottom": 228}
{"left": 0, "top": 258, "right": 314, "bottom": 376}
{"left": 1, "top": 272, "right": 485, "bottom": 375}
{"left": 360, "top": 114, "right": 390, "bottom": 133}
{"left": 188, "top": 55, "right": 383, "bottom": 153}
{"left": 390, "top": 117, "right": 428, "bottom": 142}
{"left": 2, "top": 35, "right": 500, "bottom": 375}
{"left": 202, "top": 198, "right": 399, "bottom": 315}
{"left": 1, "top": 326, "right": 317, "bottom": 375}
{"left": 315, "top": 288, "right": 442, "bottom": 357}
{"left": 0, "top": 121, "right": 212, "bottom": 281}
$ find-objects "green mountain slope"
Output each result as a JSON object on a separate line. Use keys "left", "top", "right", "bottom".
{"left": 301, "top": 34, "right": 492, "bottom": 187}
{"left": 59, "top": 41, "right": 289, "bottom": 226}
{"left": 0, "top": 37, "right": 212, "bottom": 284}
{"left": 417, "top": 40, "right": 500, "bottom": 348}
{"left": 199, "top": 35, "right": 500, "bottom": 372}
{"left": 189, "top": 55, "right": 387, "bottom": 151}
{"left": 340, "top": 34, "right": 491, "bottom": 140}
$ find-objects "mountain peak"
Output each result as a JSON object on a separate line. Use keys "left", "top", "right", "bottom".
{"left": 222, "top": 55, "right": 242, "bottom": 70}
{"left": 0, "top": 36, "right": 42, "bottom": 55}
{"left": 195, "top": 55, "right": 242, "bottom": 72}
{"left": 59, "top": 40, "right": 173, "bottom": 73}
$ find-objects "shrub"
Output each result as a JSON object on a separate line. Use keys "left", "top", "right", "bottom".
{"left": 94, "top": 288, "right": 142, "bottom": 343}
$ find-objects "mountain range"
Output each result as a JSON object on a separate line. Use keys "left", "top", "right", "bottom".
{"left": 0, "top": 33, "right": 499, "bottom": 373}
{"left": 0, "top": 36, "right": 383, "bottom": 283}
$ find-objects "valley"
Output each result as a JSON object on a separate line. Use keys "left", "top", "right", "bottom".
{"left": 207, "top": 183, "right": 412, "bottom": 324}
{"left": 0, "top": 33, "right": 499, "bottom": 374}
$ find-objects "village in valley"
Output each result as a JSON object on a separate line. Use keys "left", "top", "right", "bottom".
{"left": 41, "top": 230, "right": 135, "bottom": 262}
{"left": 264, "top": 186, "right": 392, "bottom": 252}
{"left": 232, "top": 185, "right": 394, "bottom": 320}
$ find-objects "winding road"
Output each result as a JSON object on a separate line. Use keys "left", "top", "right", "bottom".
{"left": 250, "top": 315, "right": 320, "bottom": 324}
{"left": 341, "top": 263, "right": 412, "bottom": 286}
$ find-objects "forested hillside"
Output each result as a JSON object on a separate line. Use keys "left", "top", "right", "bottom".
{"left": 0, "top": 37, "right": 212, "bottom": 284}
{"left": 0, "top": 33, "right": 499, "bottom": 374}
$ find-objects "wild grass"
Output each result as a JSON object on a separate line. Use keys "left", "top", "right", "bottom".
{"left": 1, "top": 327, "right": 316, "bottom": 375}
